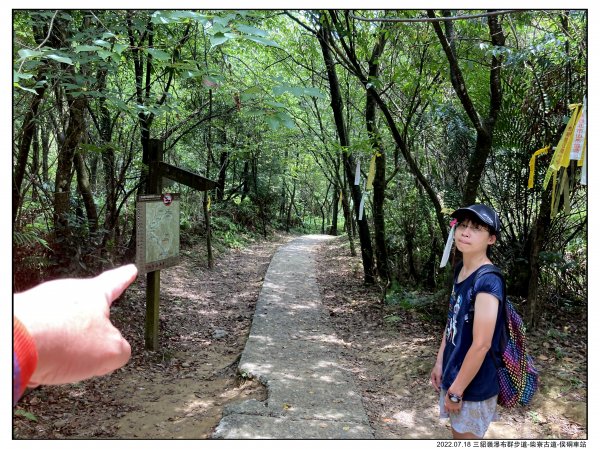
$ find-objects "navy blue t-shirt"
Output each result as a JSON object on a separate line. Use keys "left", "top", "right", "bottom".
{"left": 441, "top": 264, "right": 505, "bottom": 401}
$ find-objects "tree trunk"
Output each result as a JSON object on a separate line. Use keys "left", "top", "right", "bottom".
{"left": 341, "top": 185, "right": 356, "bottom": 256}
{"left": 13, "top": 82, "right": 47, "bottom": 223}
{"left": 93, "top": 67, "right": 120, "bottom": 251}
{"left": 318, "top": 22, "right": 374, "bottom": 284}
{"left": 216, "top": 150, "right": 229, "bottom": 202}
{"left": 286, "top": 180, "right": 296, "bottom": 232}
{"left": 125, "top": 13, "right": 155, "bottom": 260}
{"left": 366, "top": 31, "right": 390, "bottom": 285}
{"left": 241, "top": 160, "right": 250, "bottom": 202}
{"left": 54, "top": 96, "right": 88, "bottom": 245}
{"left": 73, "top": 150, "right": 98, "bottom": 234}
{"left": 41, "top": 119, "right": 50, "bottom": 183}
{"left": 526, "top": 188, "right": 552, "bottom": 328}
{"left": 329, "top": 182, "right": 339, "bottom": 236}
{"left": 325, "top": 11, "right": 448, "bottom": 245}
{"left": 404, "top": 222, "right": 418, "bottom": 281}
{"left": 428, "top": 9, "right": 505, "bottom": 205}
{"left": 205, "top": 89, "right": 214, "bottom": 269}
{"left": 31, "top": 122, "right": 40, "bottom": 202}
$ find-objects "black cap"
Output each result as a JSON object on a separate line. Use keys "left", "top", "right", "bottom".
{"left": 451, "top": 204, "right": 501, "bottom": 236}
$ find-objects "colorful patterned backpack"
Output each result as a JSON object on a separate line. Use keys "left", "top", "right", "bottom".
{"left": 469, "top": 264, "right": 539, "bottom": 407}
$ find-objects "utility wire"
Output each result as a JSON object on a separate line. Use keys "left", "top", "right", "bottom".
{"left": 349, "top": 10, "right": 522, "bottom": 23}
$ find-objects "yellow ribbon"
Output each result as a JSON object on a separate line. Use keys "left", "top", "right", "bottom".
{"left": 366, "top": 154, "right": 377, "bottom": 190}
{"left": 544, "top": 103, "right": 582, "bottom": 190}
{"left": 562, "top": 171, "right": 570, "bottom": 215}
{"left": 551, "top": 171, "right": 558, "bottom": 218}
{"left": 528, "top": 145, "right": 550, "bottom": 189}
{"left": 577, "top": 139, "right": 586, "bottom": 167}
{"left": 207, "top": 194, "right": 211, "bottom": 211}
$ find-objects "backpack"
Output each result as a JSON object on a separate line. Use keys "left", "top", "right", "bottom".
{"left": 462, "top": 263, "right": 539, "bottom": 407}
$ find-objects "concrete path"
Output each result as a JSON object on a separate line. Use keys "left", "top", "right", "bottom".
{"left": 213, "top": 235, "right": 374, "bottom": 439}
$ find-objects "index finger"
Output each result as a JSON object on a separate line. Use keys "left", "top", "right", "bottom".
{"left": 96, "top": 264, "right": 139, "bottom": 306}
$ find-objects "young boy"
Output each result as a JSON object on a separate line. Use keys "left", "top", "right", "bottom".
{"left": 430, "top": 204, "right": 505, "bottom": 439}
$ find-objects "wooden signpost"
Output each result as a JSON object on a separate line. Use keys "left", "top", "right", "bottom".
{"left": 139, "top": 139, "right": 216, "bottom": 350}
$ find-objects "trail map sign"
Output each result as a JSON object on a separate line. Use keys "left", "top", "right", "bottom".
{"left": 141, "top": 139, "right": 217, "bottom": 351}
{"left": 136, "top": 193, "right": 180, "bottom": 274}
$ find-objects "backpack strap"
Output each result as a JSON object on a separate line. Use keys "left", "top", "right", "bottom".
{"left": 470, "top": 264, "right": 505, "bottom": 302}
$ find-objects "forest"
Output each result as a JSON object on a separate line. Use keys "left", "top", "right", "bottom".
{"left": 13, "top": 9, "right": 586, "bottom": 327}
{"left": 12, "top": 9, "right": 589, "bottom": 441}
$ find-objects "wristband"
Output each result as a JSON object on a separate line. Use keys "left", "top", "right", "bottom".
{"left": 448, "top": 392, "right": 462, "bottom": 403}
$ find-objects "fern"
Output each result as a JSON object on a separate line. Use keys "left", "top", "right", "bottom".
{"left": 13, "top": 230, "right": 50, "bottom": 250}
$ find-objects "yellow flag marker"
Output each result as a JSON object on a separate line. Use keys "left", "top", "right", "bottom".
{"left": 562, "top": 171, "right": 570, "bottom": 215}
{"left": 578, "top": 139, "right": 586, "bottom": 167}
{"left": 366, "top": 154, "right": 376, "bottom": 190}
{"left": 543, "top": 103, "right": 582, "bottom": 189}
{"left": 550, "top": 171, "right": 558, "bottom": 218}
{"left": 528, "top": 145, "right": 550, "bottom": 189}
{"left": 207, "top": 194, "right": 211, "bottom": 211}
{"left": 559, "top": 103, "right": 583, "bottom": 168}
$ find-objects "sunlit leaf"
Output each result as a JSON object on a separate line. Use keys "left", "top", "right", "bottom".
{"left": 210, "top": 33, "right": 231, "bottom": 49}
{"left": 265, "top": 114, "right": 280, "bottom": 130}
{"left": 235, "top": 24, "right": 269, "bottom": 37}
{"left": 243, "top": 35, "right": 281, "bottom": 48}
{"left": 93, "top": 39, "right": 111, "bottom": 48}
{"left": 276, "top": 111, "right": 296, "bottom": 129}
{"left": 113, "top": 43, "right": 128, "bottom": 55}
{"left": 266, "top": 100, "right": 286, "bottom": 108}
{"left": 17, "top": 49, "right": 44, "bottom": 60}
{"left": 13, "top": 71, "right": 33, "bottom": 82}
{"left": 13, "top": 82, "right": 38, "bottom": 94}
{"left": 75, "top": 45, "right": 103, "bottom": 53}
{"left": 147, "top": 48, "right": 171, "bottom": 61}
{"left": 45, "top": 54, "right": 73, "bottom": 65}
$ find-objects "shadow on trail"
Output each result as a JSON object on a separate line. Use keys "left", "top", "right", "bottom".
{"left": 213, "top": 235, "right": 374, "bottom": 439}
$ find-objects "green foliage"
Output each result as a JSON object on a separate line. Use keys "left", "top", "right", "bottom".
{"left": 14, "top": 410, "right": 38, "bottom": 422}
{"left": 12, "top": 10, "right": 586, "bottom": 329}
{"left": 13, "top": 229, "right": 50, "bottom": 250}
{"left": 384, "top": 281, "right": 447, "bottom": 323}
{"left": 13, "top": 228, "right": 54, "bottom": 292}
{"left": 210, "top": 210, "right": 256, "bottom": 249}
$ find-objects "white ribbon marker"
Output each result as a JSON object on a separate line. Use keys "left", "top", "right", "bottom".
{"left": 439, "top": 224, "right": 457, "bottom": 268}
{"left": 358, "top": 193, "right": 366, "bottom": 220}
{"left": 354, "top": 159, "right": 361, "bottom": 185}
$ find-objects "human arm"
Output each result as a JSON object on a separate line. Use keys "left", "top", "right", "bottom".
{"left": 13, "top": 264, "right": 138, "bottom": 397}
{"left": 13, "top": 317, "right": 38, "bottom": 404}
{"left": 430, "top": 328, "right": 447, "bottom": 392}
{"left": 444, "top": 292, "right": 499, "bottom": 412}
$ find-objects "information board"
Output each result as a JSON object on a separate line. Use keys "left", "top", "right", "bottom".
{"left": 136, "top": 193, "right": 180, "bottom": 274}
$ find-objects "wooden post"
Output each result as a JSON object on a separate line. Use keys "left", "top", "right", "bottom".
{"left": 145, "top": 269, "right": 161, "bottom": 350}
{"left": 139, "top": 138, "right": 217, "bottom": 350}
{"left": 145, "top": 139, "right": 163, "bottom": 351}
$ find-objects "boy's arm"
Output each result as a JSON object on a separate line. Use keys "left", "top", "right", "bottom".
{"left": 430, "top": 328, "right": 447, "bottom": 392}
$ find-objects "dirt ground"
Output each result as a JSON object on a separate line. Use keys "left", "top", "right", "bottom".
{"left": 13, "top": 234, "right": 587, "bottom": 440}
{"left": 315, "top": 237, "right": 587, "bottom": 440}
